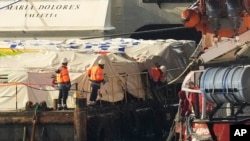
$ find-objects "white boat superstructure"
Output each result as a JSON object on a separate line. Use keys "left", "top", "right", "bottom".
{"left": 0, "top": 0, "right": 193, "bottom": 39}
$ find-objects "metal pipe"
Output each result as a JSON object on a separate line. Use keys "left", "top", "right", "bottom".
{"left": 124, "top": 74, "right": 127, "bottom": 103}
{"left": 23, "top": 126, "right": 27, "bottom": 141}
{"left": 30, "top": 115, "right": 37, "bottom": 141}
{"left": 16, "top": 84, "right": 17, "bottom": 111}
{"left": 201, "top": 96, "right": 206, "bottom": 119}
{"left": 137, "top": 73, "right": 140, "bottom": 100}
{"left": 41, "top": 127, "right": 45, "bottom": 141}
{"left": 112, "top": 77, "right": 115, "bottom": 105}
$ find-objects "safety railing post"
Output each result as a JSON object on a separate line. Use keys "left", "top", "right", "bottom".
{"left": 137, "top": 73, "right": 140, "bottom": 101}
{"left": 146, "top": 72, "right": 149, "bottom": 100}
{"left": 111, "top": 77, "right": 114, "bottom": 105}
{"left": 16, "top": 83, "right": 17, "bottom": 111}
{"left": 124, "top": 74, "right": 127, "bottom": 103}
{"left": 75, "top": 83, "right": 79, "bottom": 108}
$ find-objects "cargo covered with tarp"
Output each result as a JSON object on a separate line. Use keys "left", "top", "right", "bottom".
{"left": 0, "top": 38, "right": 195, "bottom": 111}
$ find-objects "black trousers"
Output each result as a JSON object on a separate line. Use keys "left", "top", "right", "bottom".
{"left": 58, "top": 86, "right": 69, "bottom": 106}
{"left": 90, "top": 82, "right": 101, "bottom": 101}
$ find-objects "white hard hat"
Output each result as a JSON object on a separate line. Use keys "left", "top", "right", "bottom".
{"left": 98, "top": 59, "right": 105, "bottom": 65}
{"left": 61, "top": 58, "right": 68, "bottom": 64}
{"left": 160, "top": 65, "right": 166, "bottom": 72}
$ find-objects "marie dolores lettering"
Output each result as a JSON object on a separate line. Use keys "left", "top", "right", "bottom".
{"left": 7, "top": 4, "right": 80, "bottom": 10}
{"left": 6, "top": 4, "right": 80, "bottom": 18}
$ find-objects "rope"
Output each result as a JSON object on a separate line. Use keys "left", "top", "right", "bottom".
{"left": 0, "top": 82, "right": 91, "bottom": 94}
{"left": 77, "top": 26, "right": 186, "bottom": 40}
{"left": 0, "top": 0, "right": 21, "bottom": 9}
{"left": 166, "top": 35, "right": 204, "bottom": 85}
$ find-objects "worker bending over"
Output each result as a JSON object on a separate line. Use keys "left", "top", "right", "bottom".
{"left": 87, "top": 59, "right": 106, "bottom": 106}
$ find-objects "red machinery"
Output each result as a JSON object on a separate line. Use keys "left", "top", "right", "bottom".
{"left": 176, "top": 0, "right": 250, "bottom": 141}
{"left": 182, "top": 0, "right": 250, "bottom": 39}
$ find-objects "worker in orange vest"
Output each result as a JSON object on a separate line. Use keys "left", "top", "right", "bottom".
{"left": 87, "top": 59, "right": 106, "bottom": 106}
{"left": 149, "top": 63, "right": 167, "bottom": 88}
{"left": 55, "top": 58, "right": 71, "bottom": 110}
{"left": 148, "top": 64, "right": 168, "bottom": 101}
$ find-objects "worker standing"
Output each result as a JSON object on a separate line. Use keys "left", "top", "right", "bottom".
{"left": 56, "top": 58, "right": 71, "bottom": 110}
{"left": 87, "top": 59, "right": 106, "bottom": 106}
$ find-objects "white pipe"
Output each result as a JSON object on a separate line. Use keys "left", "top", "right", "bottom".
{"left": 201, "top": 96, "right": 206, "bottom": 119}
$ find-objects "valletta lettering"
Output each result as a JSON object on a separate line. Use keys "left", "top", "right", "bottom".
{"left": 25, "top": 13, "right": 57, "bottom": 18}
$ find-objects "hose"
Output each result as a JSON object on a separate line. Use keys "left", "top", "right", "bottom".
{"left": 168, "top": 60, "right": 195, "bottom": 85}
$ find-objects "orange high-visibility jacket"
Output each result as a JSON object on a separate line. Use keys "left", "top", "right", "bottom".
{"left": 87, "top": 65, "right": 104, "bottom": 81}
{"left": 150, "top": 67, "right": 161, "bottom": 82}
{"left": 150, "top": 67, "right": 167, "bottom": 82}
{"left": 56, "top": 66, "right": 70, "bottom": 83}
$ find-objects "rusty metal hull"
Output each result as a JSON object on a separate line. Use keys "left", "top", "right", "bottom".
{"left": 0, "top": 101, "right": 178, "bottom": 141}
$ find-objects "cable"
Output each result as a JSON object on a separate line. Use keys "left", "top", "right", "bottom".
{"left": 79, "top": 26, "right": 186, "bottom": 40}
{"left": 167, "top": 37, "right": 203, "bottom": 85}
{"left": 0, "top": 0, "right": 21, "bottom": 9}
{"left": 168, "top": 60, "right": 195, "bottom": 85}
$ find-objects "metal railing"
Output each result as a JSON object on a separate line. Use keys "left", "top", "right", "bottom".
{"left": 0, "top": 71, "right": 180, "bottom": 110}
{"left": 0, "top": 71, "right": 151, "bottom": 110}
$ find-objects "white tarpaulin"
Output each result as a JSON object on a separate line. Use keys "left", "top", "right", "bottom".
{"left": 0, "top": 51, "right": 146, "bottom": 110}
{"left": 0, "top": 38, "right": 196, "bottom": 111}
